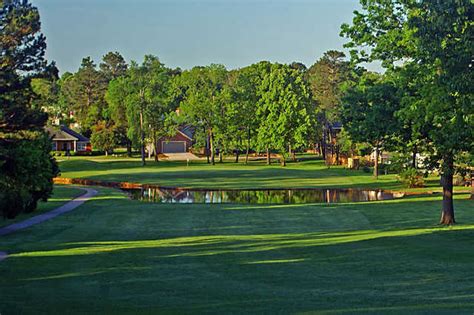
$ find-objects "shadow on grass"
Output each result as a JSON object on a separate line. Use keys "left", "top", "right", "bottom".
{"left": 9, "top": 225, "right": 474, "bottom": 259}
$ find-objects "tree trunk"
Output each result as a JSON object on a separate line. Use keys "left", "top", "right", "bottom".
{"left": 321, "top": 140, "right": 326, "bottom": 159}
{"left": 373, "top": 146, "right": 379, "bottom": 179}
{"left": 154, "top": 131, "right": 159, "bottom": 162}
{"left": 412, "top": 145, "right": 417, "bottom": 169}
{"left": 139, "top": 110, "right": 146, "bottom": 167}
{"left": 440, "top": 158, "right": 455, "bottom": 225}
{"left": 219, "top": 150, "right": 223, "bottom": 163}
{"left": 281, "top": 155, "right": 286, "bottom": 167}
{"left": 105, "top": 150, "right": 108, "bottom": 156}
{"left": 335, "top": 146, "right": 340, "bottom": 165}
{"left": 245, "top": 127, "right": 250, "bottom": 164}
{"left": 266, "top": 147, "right": 271, "bottom": 165}
{"left": 470, "top": 170, "right": 474, "bottom": 200}
{"left": 289, "top": 144, "right": 297, "bottom": 162}
{"left": 206, "top": 136, "right": 210, "bottom": 164}
{"left": 235, "top": 150, "right": 239, "bottom": 163}
{"left": 126, "top": 140, "right": 132, "bottom": 157}
{"left": 210, "top": 130, "right": 215, "bottom": 165}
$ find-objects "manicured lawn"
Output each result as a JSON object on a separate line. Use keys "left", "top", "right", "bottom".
{"left": 0, "top": 185, "right": 84, "bottom": 228}
{"left": 0, "top": 185, "right": 473, "bottom": 313}
{"left": 1, "top": 157, "right": 472, "bottom": 313}
{"left": 56, "top": 155, "right": 469, "bottom": 193}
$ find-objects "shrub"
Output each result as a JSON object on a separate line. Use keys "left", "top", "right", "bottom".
{"left": 398, "top": 168, "right": 425, "bottom": 188}
{"left": 453, "top": 173, "right": 468, "bottom": 186}
{"left": 362, "top": 166, "right": 371, "bottom": 173}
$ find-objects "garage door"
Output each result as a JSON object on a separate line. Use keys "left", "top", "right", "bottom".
{"left": 162, "top": 141, "right": 186, "bottom": 153}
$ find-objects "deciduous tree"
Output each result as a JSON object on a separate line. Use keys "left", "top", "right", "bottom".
{"left": 341, "top": 0, "right": 474, "bottom": 224}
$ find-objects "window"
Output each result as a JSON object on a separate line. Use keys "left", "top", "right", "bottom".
{"left": 77, "top": 142, "right": 87, "bottom": 151}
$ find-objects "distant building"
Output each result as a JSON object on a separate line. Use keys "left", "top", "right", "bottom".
{"left": 157, "top": 125, "right": 195, "bottom": 154}
{"left": 46, "top": 125, "right": 91, "bottom": 153}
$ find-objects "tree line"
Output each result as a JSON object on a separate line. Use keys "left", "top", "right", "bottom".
{"left": 39, "top": 50, "right": 358, "bottom": 167}
{"left": 2, "top": 0, "right": 472, "bottom": 224}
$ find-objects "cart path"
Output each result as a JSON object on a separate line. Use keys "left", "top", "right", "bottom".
{"left": 0, "top": 187, "right": 98, "bottom": 237}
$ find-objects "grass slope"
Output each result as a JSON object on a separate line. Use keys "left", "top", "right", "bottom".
{"left": 56, "top": 156, "right": 469, "bottom": 193}
{"left": 0, "top": 187, "right": 473, "bottom": 314}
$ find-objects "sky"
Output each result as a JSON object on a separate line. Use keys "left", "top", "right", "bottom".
{"left": 32, "top": 0, "right": 364, "bottom": 75}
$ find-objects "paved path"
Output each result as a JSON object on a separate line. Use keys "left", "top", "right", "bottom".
{"left": 0, "top": 187, "right": 97, "bottom": 237}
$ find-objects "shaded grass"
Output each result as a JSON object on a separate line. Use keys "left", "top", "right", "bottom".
{"left": 0, "top": 185, "right": 84, "bottom": 228}
{"left": 0, "top": 187, "right": 473, "bottom": 314}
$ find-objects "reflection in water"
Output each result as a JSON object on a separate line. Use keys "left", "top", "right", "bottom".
{"left": 124, "top": 187, "right": 404, "bottom": 204}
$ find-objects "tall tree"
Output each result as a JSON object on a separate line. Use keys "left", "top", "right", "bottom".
{"left": 0, "top": 0, "right": 58, "bottom": 218}
{"left": 106, "top": 55, "right": 175, "bottom": 165}
{"left": 106, "top": 76, "right": 132, "bottom": 155}
{"left": 342, "top": 73, "right": 401, "bottom": 178}
{"left": 306, "top": 50, "right": 353, "bottom": 162}
{"left": 61, "top": 57, "right": 107, "bottom": 135}
{"left": 256, "top": 63, "right": 313, "bottom": 166}
{"left": 100, "top": 51, "right": 128, "bottom": 81}
{"left": 341, "top": 0, "right": 474, "bottom": 224}
{"left": 178, "top": 64, "right": 228, "bottom": 165}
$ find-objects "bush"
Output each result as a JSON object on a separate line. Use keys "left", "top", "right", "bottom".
{"left": 398, "top": 168, "right": 425, "bottom": 188}
{"left": 453, "top": 173, "right": 469, "bottom": 186}
{"left": 1, "top": 132, "right": 59, "bottom": 219}
{"left": 362, "top": 166, "right": 371, "bottom": 173}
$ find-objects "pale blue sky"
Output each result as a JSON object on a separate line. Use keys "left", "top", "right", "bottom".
{"left": 32, "top": 0, "right": 363, "bottom": 74}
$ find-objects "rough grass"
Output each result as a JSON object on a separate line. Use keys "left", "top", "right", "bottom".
{"left": 0, "top": 186, "right": 473, "bottom": 314}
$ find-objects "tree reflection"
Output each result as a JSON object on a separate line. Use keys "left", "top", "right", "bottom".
{"left": 125, "top": 188, "right": 403, "bottom": 204}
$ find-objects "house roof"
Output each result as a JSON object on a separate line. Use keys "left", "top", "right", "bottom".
{"left": 330, "top": 122, "right": 343, "bottom": 130}
{"left": 46, "top": 126, "right": 78, "bottom": 141}
{"left": 178, "top": 125, "right": 195, "bottom": 140}
{"left": 46, "top": 125, "right": 89, "bottom": 142}
{"left": 61, "top": 126, "right": 89, "bottom": 142}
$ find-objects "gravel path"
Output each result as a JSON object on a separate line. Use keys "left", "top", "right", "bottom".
{"left": 0, "top": 187, "right": 97, "bottom": 237}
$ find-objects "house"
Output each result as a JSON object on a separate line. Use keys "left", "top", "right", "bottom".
{"left": 46, "top": 125, "right": 91, "bottom": 153}
{"left": 156, "top": 125, "right": 195, "bottom": 154}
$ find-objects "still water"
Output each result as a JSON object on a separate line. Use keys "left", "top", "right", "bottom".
{"left": 124, "top": 187, "right": 404, "bottom": 204}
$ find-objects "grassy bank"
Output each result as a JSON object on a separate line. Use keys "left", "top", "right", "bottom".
{"left": 56, "top": 155, "right": 469, "bottom": 193}
{"left": 0, "top": 185, "right": 84, "bottom": 228}
{"left": 0, "top": 187, "right": 473, "bottom": 313}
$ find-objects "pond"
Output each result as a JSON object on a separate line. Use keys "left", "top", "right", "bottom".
{"left": 124, "top": 187, "right": 405, "bottom": 204}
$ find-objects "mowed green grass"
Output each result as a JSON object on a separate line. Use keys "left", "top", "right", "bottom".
{"left": 0, "top": 185, "right": 84, "bottom": 228}
{"left": 56, "top": 155, "right": 469, "bottom": 193}
{"left": 1, "top": 156, "right": 473, "bottom": 313}
{"left": 0, "top": 186, "right": 473, "bottom": 314}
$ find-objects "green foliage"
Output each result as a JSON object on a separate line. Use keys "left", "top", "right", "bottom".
{"left": 0, "top": 132, "right": 59, "bottom": 218}
{"left": 342, "top": 73, "right": 401, "bottom": 151}
{"left": 105, "top": 56, "right": 178, "bottom": 157}
{"left": 341, "top": 0, "right": 473, "bottom": 222}
{"left": 256, "top": 63, "right": 314, "bottom": 164}
{"left": 177, "top": 64, "right": 228, "bottom": 163}
{"left": 61, "top": 57, "right": 108, "bottom": 134}
{"left": 90, "top": 121, "right": 118, "bottom": 154}
{"left": 306, "top": 50, "right": 352, "bottom": 124}
{"left": 99, "top": 51, "right": 128, "bottom": 81}
{"left": 0, "top": 0, "right": 58, "bottom": 218}
{"left": 398, "top": 168, "right": 425, "bottom": 188}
